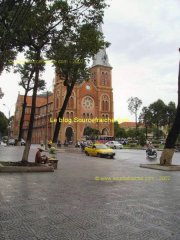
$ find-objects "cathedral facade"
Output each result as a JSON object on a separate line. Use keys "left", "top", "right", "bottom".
{"left": 13, "top": 45, "right": 114, "bottom": 144}
{"left": 53, "top": 47, "right": 114, "bottom": 143}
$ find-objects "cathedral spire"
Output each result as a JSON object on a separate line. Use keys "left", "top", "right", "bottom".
{"left": 92, "top": 24, "right": 111, "bottom": 68}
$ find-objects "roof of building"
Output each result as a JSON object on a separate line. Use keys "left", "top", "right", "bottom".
{"left": 18, "top": 94, "right": 53, "bottom": 107}
{"left": 120, "top": 122, "right": 144, "bottom": 128}
{"left": 91, "top": 25, "right": 111, "bottom": 68}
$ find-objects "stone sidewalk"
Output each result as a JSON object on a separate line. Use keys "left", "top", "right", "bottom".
{"left": 0, "top": 146, "right": 180, "bottom": 240}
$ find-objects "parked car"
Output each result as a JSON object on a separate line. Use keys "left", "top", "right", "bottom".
{"left": 119, "top": 139, "right": 128, "bottom": 145}
{"left": 159, "top": 139, "right": 165, "bottom": 145}
{"left": 84, "top": 144, "right": 115, "bottom": 159}
{"left": 2, "top": 136, "right": 8, "bottom": 143}
{"left": 8, "top": 138, "right": 15, "bottom": 145}
{"left": 21, "top": 139, "right": 26, "bottom": 146}
{"left": 0, "top": 141, "right": 6, "bottom": 146}
{"left": 80, "top": 140, "right": 93, "bottom": 151}
{"left": 105, "top": 141, "right": 123, "bottom": 149}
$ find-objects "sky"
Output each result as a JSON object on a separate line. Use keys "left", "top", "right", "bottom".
{"left": 0, "top": 0, "right": 180, "bottom": 121}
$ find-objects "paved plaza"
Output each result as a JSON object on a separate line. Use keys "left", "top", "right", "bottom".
{"left": 0, "top": 145, "right": 180, "bottom": 240}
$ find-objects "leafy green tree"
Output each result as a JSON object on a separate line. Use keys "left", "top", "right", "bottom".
{"left": 126, "top": 128, "right": 145, "bottom": 142}
{"left": 152, "top": 126, "right": 164, "bottom": 139}
{"left": 148, "top": 99, "right": 167, "bottom": 138}
{"left": 84, "top": 126, "right": 100, "bottom": 139}
{"left": 127, "top": 97, "right": 142, "bottom": 130}
{"left": 126, "top": 129, "right": 136, "bottom": 139}
{"left": 49, "top": 23, "right": 109, "bottom": 143}
{"left": 0, "top": 0, "right": 33, "bottom": 73}
{"left": 17, "top": 1, "right": 70, "bottom": 162}
{"left": 19, "top": 0, "right": 109, "bottom": 161}
{"left": 166, "top": 101, "right": 176, "bottom": 130}
{"left": 14, "top": 62, "right": 46, "bottom": 143}
{"left": 0, "top": 111, "right": 8, "bottom": 136}
{"left": 139, "top": 133, "right": 146, "bottom": 147}
{"left": 139, "top": 106, "right": 152, "bottom": 139}
{"left": 114, "top": 121, "right": 126, "bottom": 138}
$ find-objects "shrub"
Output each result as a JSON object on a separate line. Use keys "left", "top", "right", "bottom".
{"left": 129, "top": 143, "right": 137, "bottom": 148}
{"left": 153, "top": 144, "right": 159, "bottom": 148}
{"left": 139, "top": 134, "right": 146, "bottom": 146}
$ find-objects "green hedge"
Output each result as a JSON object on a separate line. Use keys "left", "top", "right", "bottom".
{"left": 129, "top": 143, "right": 137, "bottom": 148}
{"left": 153, "top": 144, "right": 159, "bottom": 148}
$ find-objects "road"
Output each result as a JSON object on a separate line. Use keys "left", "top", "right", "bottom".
{"left": 114, "top": 148, "right": 180, "bottom": 165}
{"left": 0, "top": 145, "right": 180, "bottom": 240}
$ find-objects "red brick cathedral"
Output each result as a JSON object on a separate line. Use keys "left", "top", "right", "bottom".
{"left": 13, "top": 37, "right": 114, "bottom": 144}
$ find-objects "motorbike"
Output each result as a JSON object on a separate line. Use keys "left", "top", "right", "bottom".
{"left": 146, "top": 148, "right": 157, "bottom": 160}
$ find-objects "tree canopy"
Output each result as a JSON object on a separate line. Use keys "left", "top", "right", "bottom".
{"left": 0, "top": 111, "right": 8, "bottom": 136}
{"left": 0, "top": 87, "right": 4, "bottom": 99}
{"left": 139, "top": 99, "right": 177, "bottom": 138}
{"left": 127, "top": 97, "right": 142, "bottom": 129}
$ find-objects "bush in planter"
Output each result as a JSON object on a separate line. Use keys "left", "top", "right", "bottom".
{"left": 49, "top": 147, "right": 57, "bottom": 159}
{"left": 153, "top": 144, "right": 159, "bottom": 148}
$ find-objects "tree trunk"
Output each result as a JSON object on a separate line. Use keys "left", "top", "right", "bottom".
{"left": 160, "top": 148, "right": 174, "bottom": 166}
{"left": 145, "top": 125, "right": 148, "bottom": 139}
{"left": 21, "top": 51, "right": 40, "bottom": 163}
{"left": 135, "top": 112, "right": 137, "bottom": 130}
{"left": 17, "top": 91, "right": 27, "bottom": 144}
{"left": 18, "top": 69, "right": 35, "bottom": 143}
{"left": 160, "top": 105, "right": 180, "bottom": 165}
{"left": 160, "top": 54, "right": 180, "bottom": 165}
{"left": 53, "top": 81, "right": 76, "bottom": 143}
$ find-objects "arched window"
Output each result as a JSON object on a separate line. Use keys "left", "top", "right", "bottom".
{"left": 102, "top": 101, "right": 105, "bottom": 111}
{"left": 91, "top": 72, "right": 96, "bottom": 85}
{"left": 105, "top": 72, "right": 108, "bottom": 85}
{"left": 101, "top": 95, "right": 110, "bottom": 111}
{"left": 90, "top": 113, "right": 93, "bottom": 119}
{"left": 105, "top": 101, "right": 109, "bottom": 111}
{"left": 70, "top": 112, "right": 73, "bottom": 119}
{"left": 66, "top": 112, "right": 69, "bottom": 118}
{"left": 101, "top": 72, "right": 105, "bottom": 85}
{"left": 83, "top": 113, "right": 86, "bottom": 118}
{"left": 102, "top": 128, "right": 108, "bottom": 135}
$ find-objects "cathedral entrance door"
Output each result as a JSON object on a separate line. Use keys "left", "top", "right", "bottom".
{"left": 102, "top": 128, "right": 108, "bottom": 135}
{"left": 65, "top": 127, "right": 73, "bottom": 143}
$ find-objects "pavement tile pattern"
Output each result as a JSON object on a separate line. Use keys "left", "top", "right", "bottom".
{"left": 0, "top": 146, "right": 180, "bottom": 240}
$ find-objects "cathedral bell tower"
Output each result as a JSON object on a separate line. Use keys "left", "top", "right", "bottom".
{"left": 90, "top": 25, "right": 112, "bottom": 88}
{"left": 89, "top": 25, "right": 114, "bottom": 137}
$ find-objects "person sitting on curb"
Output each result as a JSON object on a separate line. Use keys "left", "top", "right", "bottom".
{"left": 35, "top": 147, "right": 49, "bottom": 164}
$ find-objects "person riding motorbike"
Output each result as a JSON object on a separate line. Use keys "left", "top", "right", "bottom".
{"left": 146, "top": 143, "right": 157, "bottom": 158}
